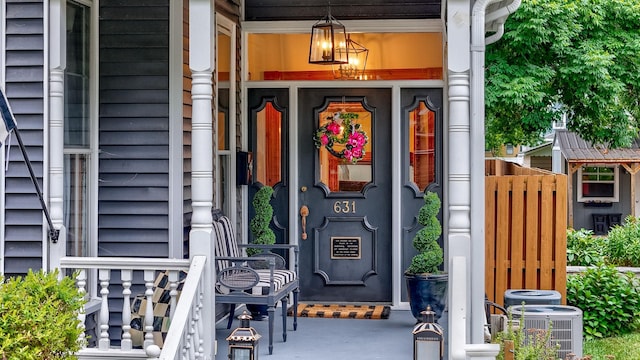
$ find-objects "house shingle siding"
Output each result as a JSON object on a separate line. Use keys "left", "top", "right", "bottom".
{"left": 3, "top": 0, "right": 45, "bottom": 276}
{"left": 98, "top": 0, "right": 170, "bottom": 257}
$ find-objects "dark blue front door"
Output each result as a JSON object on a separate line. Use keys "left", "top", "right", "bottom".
{"left": 298, "top": 88, "right": 392, "bottom": 303}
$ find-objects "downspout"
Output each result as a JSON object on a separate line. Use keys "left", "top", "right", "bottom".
{"left": 469, "top": 0, "right": 521, "bottom": 346}
{"left": 485, "top": 25, "right": 505, "bottom": 46}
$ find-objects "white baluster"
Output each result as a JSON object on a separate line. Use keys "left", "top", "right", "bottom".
{"left": 196, "top": 288, "right": 204, "bottom": 358}
{"left": 183, "top": 330, "right": 191, "bottom": 360}
{"left": 188, "top": 317, "right": 196, "bottom": 360}
{"left": 98, "top": 268, "right": 111, "bottom": 350}
{"left": 184, "top": 324, "right": 192, "bottom": 359}
{"left": 191, "top": 300, "right": 200, "bottom": 360}
{"left": 145, "top": 344, "right": 161, "bottom": 360}
{"left": 76, "top": 269, "right": 87, "bottom": 347}
{"left": 144, "top": 270, "right": 156, "bottom": 349}
{"left": 169, "top": 270, "right": 179, "bottom": 319}
{"left": 121, "top": 269, "right": 133, "bottom": 351}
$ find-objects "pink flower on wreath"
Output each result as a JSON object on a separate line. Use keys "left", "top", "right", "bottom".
{"left": 351, "top": 147, "right": 363, "bottom": 159}
{"left": 321, "top": 134, "right": 330, "bottom": 146}
{"left": 343, "top": 149, "right": 353, "bottom": 162}
{"left": 348, "top": 131, "right": 366, "bottom": 147}
{"left": 326, "top": 121, "right": 341, "bottom": 135}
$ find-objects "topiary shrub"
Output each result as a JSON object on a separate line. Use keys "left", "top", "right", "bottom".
{"left": 406, "top": 191, "right": 443, "bottom": 274}
{"left": 247, "top": 185, "right": 276, "bottom": 257}
{"left": 0, "top": 269, "right": 85, "bottom": 359}
{"left": 567, "top": 264, "right": 640, "bottom": 340}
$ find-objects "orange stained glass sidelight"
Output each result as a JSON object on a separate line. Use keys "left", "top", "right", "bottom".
{"left": 409, "top": 101, "right": 435, "bottom": 190}
{"left": 255, "top": 101, "right": 282, "bottom": 187}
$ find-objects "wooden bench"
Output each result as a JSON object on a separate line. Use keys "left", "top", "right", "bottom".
{"left": 213, "top": 214, "right": 299, "bottom": 355}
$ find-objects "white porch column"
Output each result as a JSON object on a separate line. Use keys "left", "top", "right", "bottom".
{"left": 189, "top": 1, "right": 215, "bottom": 359}
{"left": 468, "top": 0, "right": 521, "bottom": 345}
{"left": 48, "top": 0, "right": 66, "bottom": 270}
{"left": 447, "top": 0, "right": 472, "bottom": 352}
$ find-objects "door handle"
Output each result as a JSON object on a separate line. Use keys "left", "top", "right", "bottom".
{"left": 300, "top": 205, "right": 309, "bottom": 240}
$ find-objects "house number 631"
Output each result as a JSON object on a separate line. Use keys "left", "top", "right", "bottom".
{"left": 333, "top": 200, "right": 356, "bottom": 214}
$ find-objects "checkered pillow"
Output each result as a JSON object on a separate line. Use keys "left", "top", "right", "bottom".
{"left": 130, "top": 270, "right": 187, "bottom": 348}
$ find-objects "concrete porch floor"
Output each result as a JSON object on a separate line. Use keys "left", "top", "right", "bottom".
{"left": 215, "top": 308, "right": 449, "bottom": 359}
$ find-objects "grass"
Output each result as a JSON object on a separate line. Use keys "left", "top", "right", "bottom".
{"left": 583, "top": 332, "right": 640, "bottom": 360}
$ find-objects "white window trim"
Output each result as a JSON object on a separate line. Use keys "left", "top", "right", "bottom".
{"left": 168, "top": 0, "right": 183, "bottom": 258}
{"left": 577, "top": 164, "right": 619, "bottom": 203}
{"left": 216, "top": 14, "right": 237, "bottom": 226}
{"left": 89, "top": 0, "right": 99, "bottom": 260}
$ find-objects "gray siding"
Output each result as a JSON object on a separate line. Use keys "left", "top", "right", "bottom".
{"left": 3, "top": 0, "right": 45, "bottom": 276}
{"left": 98, "top": 0, "right": 170, "bottom": 257}
{"left": 182, "top": 0, "right": 192, "bottom": 258}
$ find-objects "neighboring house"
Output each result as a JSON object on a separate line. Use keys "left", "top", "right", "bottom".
{"left": 553, "top": 129, "right": 640, "bottom": 234}
{"left": 522, "top": 141, "right": 553, "bottom": 171}
{"left": 501, "top": 113, "right": 565, "bottom": 169}
{"left": 485, "top": 143, "right": 524, "bottom": 165}
{"left": 0, "top": 0, "right": 519, "bottom": 358}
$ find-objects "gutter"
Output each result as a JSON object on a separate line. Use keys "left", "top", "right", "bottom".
{"left": 467, "top": 0, "right": 522, "bottom": 348}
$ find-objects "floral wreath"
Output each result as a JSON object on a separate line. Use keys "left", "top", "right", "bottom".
{"left": 313, "top": 111, "right": 368, "bottom": 164}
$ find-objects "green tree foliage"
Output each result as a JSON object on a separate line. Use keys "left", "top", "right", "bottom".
{"left": 485, "top": 0, "right": 640, "bottom": 153}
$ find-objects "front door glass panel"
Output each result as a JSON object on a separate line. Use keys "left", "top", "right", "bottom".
{"left": 408, "top": 101, "right": 435, "bottom": 191}
{"left": 317, "top": 102, "right": 372, "bottom": 193}
{"left": 255, "top": 101, "right": 282, "bottom": 187}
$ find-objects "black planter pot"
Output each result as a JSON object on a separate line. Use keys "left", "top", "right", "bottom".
{"left": 405, "top": 273, "right": 448, "bottom": 322}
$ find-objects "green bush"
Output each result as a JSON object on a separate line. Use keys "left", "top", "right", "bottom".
{"left": 494, "top": 308, "right": 560, "bottom": 360}
{"left": 566, "top": 228, "right": 606, "bottom": 266}
{"left": 566, "top": 264, "right": 640, "bottom": 340}
{"left": 0, "top": 269, "right": 85, "bottom": 360}
{"left": 406, "top": 191, "right": 443, "bottom": 274}
{"left": 248, "top": 185, "right": 276, "bottom": 257}
{"left": 606, "top": 216, "right": 640, "bottom": 267}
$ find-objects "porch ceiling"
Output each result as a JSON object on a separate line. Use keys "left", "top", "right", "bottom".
{"left": 243, "top": 0, "right": 442, "bottom": 21}
{"left": 556, "top": 129, "right": 640, "bottom": 163}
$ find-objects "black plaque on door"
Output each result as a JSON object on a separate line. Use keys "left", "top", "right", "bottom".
{"left": 331, "top": 237, "right": 361, "bottom": 259}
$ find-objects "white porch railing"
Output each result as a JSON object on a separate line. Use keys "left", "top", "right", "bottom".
{"left": 60, "top": 255, "right": 208, "bottom": 360}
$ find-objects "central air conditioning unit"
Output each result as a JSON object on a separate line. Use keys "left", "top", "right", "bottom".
{"left": 509, "top": 305, "right": 583, "bottom": 359}
{"left": 504, "top": 289, "right": 562, "bottom": 308}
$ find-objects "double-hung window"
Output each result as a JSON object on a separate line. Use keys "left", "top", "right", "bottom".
{"left": 577, "top": 165, "right": 619, "bottom": 202}
{"left": 64, "top": 0, "right": 93, "bottom": 258}
{"left": 215, "top": 15, "right": 236, "bottom": 219}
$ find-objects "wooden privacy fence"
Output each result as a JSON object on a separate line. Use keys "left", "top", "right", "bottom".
{"left": 485, "top": 159, "right": 568, "bottom": 308}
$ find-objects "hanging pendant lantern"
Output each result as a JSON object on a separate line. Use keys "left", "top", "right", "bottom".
{"left": 309, "top": 8, "right": 348, "bottom": 65}
{"left": 333, "top": 35, "right": 369, "bottom": 80}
